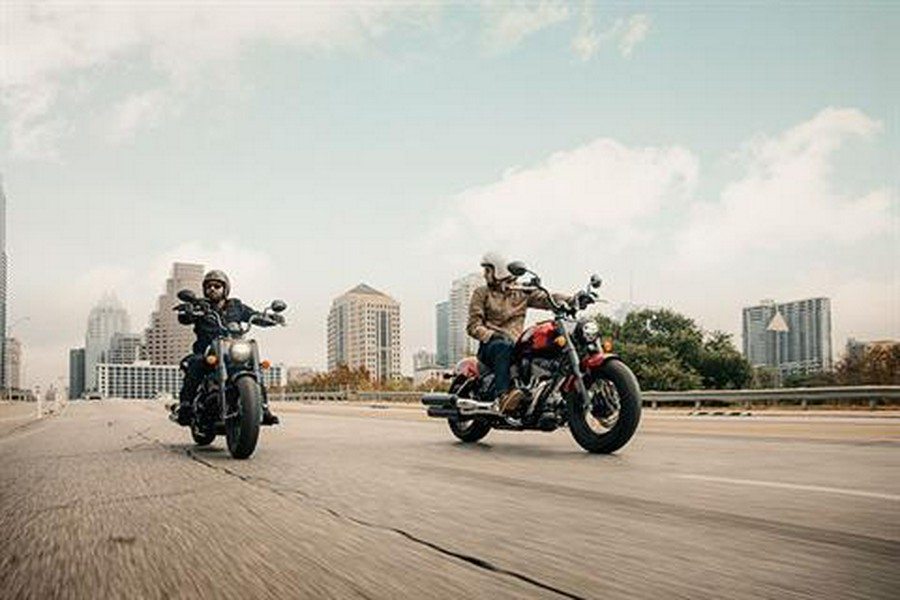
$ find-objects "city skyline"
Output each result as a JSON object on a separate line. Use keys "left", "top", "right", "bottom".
{"left": 2, "top": 2, "right": 897, "bottom": 389}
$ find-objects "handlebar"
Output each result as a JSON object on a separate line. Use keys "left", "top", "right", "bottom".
{"left": 174, "top": 299, "right": 286, "bottom": 335}
{"left": 511, "top": 273, "right": 600, "bottom": 317}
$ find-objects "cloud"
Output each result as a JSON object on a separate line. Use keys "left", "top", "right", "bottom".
{"left": 434, "top": 137, "right": 698, "bottom": 253}
{"left": 619, "top": 15, "right": 651, "bottom": 57}
{"left": 1, "top": 1, "right": 439, "bottom": 157}
{"left": 480, "top": 0, "right": 571, "bottom": 53}
{"left": 107, "top": 89, "right": 171, "bottom": 143}
{"left": 675, "top": 107, "right": 895, "bottom": 267}
{"left": 572, "top": 7, "right": 651, "bottom": 61}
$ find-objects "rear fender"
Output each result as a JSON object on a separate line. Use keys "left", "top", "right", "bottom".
{"left": 561, "top": 353, "right": 621, "bottom": 393}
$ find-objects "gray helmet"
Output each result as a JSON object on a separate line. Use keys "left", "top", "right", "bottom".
{"left": 203, "top": 270, "right": 230, "bottom": 297}
{"left": 480, "top": 252, "right": 512, "bottom": 280}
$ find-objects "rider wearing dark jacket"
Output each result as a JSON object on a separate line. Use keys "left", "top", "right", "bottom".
{"left": 175, "top": 270, "right": 279, "bottom": 426}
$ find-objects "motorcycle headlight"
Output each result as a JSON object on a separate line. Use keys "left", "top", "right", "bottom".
{"left": 580, "top": 320, "right": 600, "bottom": 343}
{"left": 229, "top": 341, "right": 252, "bottom": 364}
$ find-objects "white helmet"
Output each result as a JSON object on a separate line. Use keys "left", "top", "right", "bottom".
{"left": 480, "top": 252, "right": 512, "bottom": 280}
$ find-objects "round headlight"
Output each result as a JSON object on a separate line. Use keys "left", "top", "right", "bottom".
{"left": 229, "top": 341, "right": 252, "bottom": 363}
{"left": 581, "top": 320, "right": 600, "bottom": 343}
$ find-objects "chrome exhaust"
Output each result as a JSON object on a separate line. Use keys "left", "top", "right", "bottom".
{"left": 457, "top": 398, "right": 498, "bottom": 415}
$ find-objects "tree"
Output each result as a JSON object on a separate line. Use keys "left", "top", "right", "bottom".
{"left": 835, "top": 343, "right": 900, "bottom": 385}
{"left": 594, "top": 309, "right": 751, "bottom": 390}
{"left": 698, "top": 331, "right": 752, "bottom": 389}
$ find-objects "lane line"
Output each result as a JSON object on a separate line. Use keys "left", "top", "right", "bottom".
{"left": 674, "top": 474, "right": 900, "bottom": 502}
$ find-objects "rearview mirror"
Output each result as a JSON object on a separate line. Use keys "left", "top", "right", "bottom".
{"left": 271, "top": 300, "right": 287, "bottom": 313}
{"left": 177, "top": 289, "right": 197, "bottom": 302}
{"left": 589, "top": 274, "right": 602, "bottom": 289}
{"left": 507, "top": 261, "right": 528, "bottom": 277}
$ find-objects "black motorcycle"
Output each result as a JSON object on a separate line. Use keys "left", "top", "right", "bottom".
{"left": 170, "top": 290, "right": 286, "bottom": 459}
{"left": 422, "top": 262, "right": 641, "bottom": 454}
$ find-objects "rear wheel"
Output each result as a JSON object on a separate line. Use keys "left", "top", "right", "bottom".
{"left": 568, "top": 359, "right": 641, "bottom": 454}
{"left": 226, "top": 377, "right": 261, "bottom": 459}
{"left": 448, "top": 378, "right": 491, "bottom": 443}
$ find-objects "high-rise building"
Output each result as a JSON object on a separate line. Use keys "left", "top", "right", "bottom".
{"left": 108, "top": 332, "right": 143, "bottom": 364}
{"left": 69, "top": 348, "right": 85, "bottom": 399}
{"left": 3, "top": 337, "right": 21, "bottom": 390}
{"left": 742, "top": 297, "right": 832, "bottom": 376}
{"left": 448, "top": 273, "right": 482, "bottom": 365}
{"left": 144, "top": 263, "right": 204, "bottom": 365}
{"left": 435, "top": 301, "right": 449, "bottom": 367}
{"left": 327, "top": 283, "right": 401, "bottom": 380}
{"left": 84, "top": 293, "right": 130, "bottom": 391}
{"left": 0, "top": 177, "right": 7, "bottom": 390}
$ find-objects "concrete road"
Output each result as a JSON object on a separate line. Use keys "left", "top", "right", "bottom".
{"left": 1, "top": 400, "right": 898, "bottom": 599}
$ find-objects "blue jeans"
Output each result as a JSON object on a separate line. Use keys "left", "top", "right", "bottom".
{"left": 478, "top": 336, "right": 514, "bottom": 400}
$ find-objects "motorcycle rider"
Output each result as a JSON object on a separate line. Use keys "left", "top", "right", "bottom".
{"left": 467, "top": 252, "right": 571, "bottom": 417}
{"left": 175, "top": 270, "right": 280, "bottom": 426}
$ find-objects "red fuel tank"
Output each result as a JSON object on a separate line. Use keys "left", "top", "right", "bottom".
{"left": 518, "top": 321, "right": 559, "bottom": 353}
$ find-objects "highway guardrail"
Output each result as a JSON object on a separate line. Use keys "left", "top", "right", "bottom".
{"left": 277, "top": 386, "right": 900, "bottom": 410}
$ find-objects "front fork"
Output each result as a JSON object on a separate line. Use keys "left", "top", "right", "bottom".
{"left": 558, "top": 320, "right": 613, "bottom": 418}
{"left": 558, "top": 319, "right": 591, "bottom": 410}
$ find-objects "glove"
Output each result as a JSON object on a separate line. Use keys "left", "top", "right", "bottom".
{"left": 574, "top": 291, "right": 595, "bottom": 310}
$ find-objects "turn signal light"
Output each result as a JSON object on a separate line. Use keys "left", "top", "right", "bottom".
{"left": 260, "top": 360, "right": 271, "bottom": 370}
{"left": 554, "top": 336, "right": 567, "bottom": 347}
{"left": 205, "top": 355, "right": 218, "bottom": 366}
{"left": 602, "top": 338, "right": 614, "bottom": 353}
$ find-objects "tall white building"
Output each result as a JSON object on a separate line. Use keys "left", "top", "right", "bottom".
{"left": 327, "top": 284, "right": 401, "bottom": 380}
{"left": 448, "top": 273, "right": 482, "bottom": 365}
{"left": 145, "top": 263, "right": 204, "bottom": 365}
{"left": 84, "top": 293, "right": 130, "bottom": 391}
{"left": 742, "top": 297, "right": 832, "bottom": 375}
{"left": 3, "top": 337, "right": 21, "bottom": 390}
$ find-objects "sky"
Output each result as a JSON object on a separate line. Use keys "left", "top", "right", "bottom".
{"left": 1, "top": 1, "right": 898, "bottom": 390}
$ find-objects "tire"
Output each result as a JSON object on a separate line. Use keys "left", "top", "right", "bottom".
{"left": 568, "top": 359, "right": 641, "bottom": 454}
{"left": 447, "top": 378, "right": 491, "bottom": 443}
{"left": 191, "top": 427, "right": 216, "bottom": 447}
{"left": 226, "top": 376, "right": 261, "bottom": 459}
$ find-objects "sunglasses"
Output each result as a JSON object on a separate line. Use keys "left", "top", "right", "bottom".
{"left": 204, "top": 282, "right": 224, "bottom": 290}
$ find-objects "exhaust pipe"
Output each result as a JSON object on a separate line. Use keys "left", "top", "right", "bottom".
{"left": 457, "top": 398, "right": 497, "bottom": 415}
{"left": 426, "top": 407, "right": 459, "bottom": 418}
{"left": 422, "top": 393, "right": 457, "bottom": 408}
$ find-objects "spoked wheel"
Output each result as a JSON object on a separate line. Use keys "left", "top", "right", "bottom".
{"left": 568, "top": 359, "right": 641, "bottom": 454}
{"left": 225, "top": 377, "right": 261, "bottom": 459}
{"left": 448, "top": 379, "right": 491, "bottom": 443}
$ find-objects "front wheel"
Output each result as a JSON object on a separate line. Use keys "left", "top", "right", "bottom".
{"left": 226, "top": 376, "right": 262, "bottom": 459}
{"left": 567, "top": 359, "right": 641, "bottom": 454}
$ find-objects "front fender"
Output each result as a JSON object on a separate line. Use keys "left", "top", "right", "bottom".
{"left": 561, "top": 353, "right": 622, "bottom": 393}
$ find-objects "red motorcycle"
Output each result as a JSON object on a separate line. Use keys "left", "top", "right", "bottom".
{"left": 422, "top": 262, "right": 641, "bottom": 453}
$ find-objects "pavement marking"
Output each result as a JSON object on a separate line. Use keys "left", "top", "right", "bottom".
{"left": 674, "top": 474, "right": 900, "bottom": 502}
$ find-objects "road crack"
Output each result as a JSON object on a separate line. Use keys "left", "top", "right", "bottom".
{"left": 179, "top": 446, "right": 587, "bottom": 600}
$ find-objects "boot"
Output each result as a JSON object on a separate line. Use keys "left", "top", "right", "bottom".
{"left": 496, "top": 388, "right": 526, "bottom": 416}
{"left": 261, "top": 403, "right": 280, "bottom": 425}
{"left": 175, "top": 402, "right": 193, "bottom": 426}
